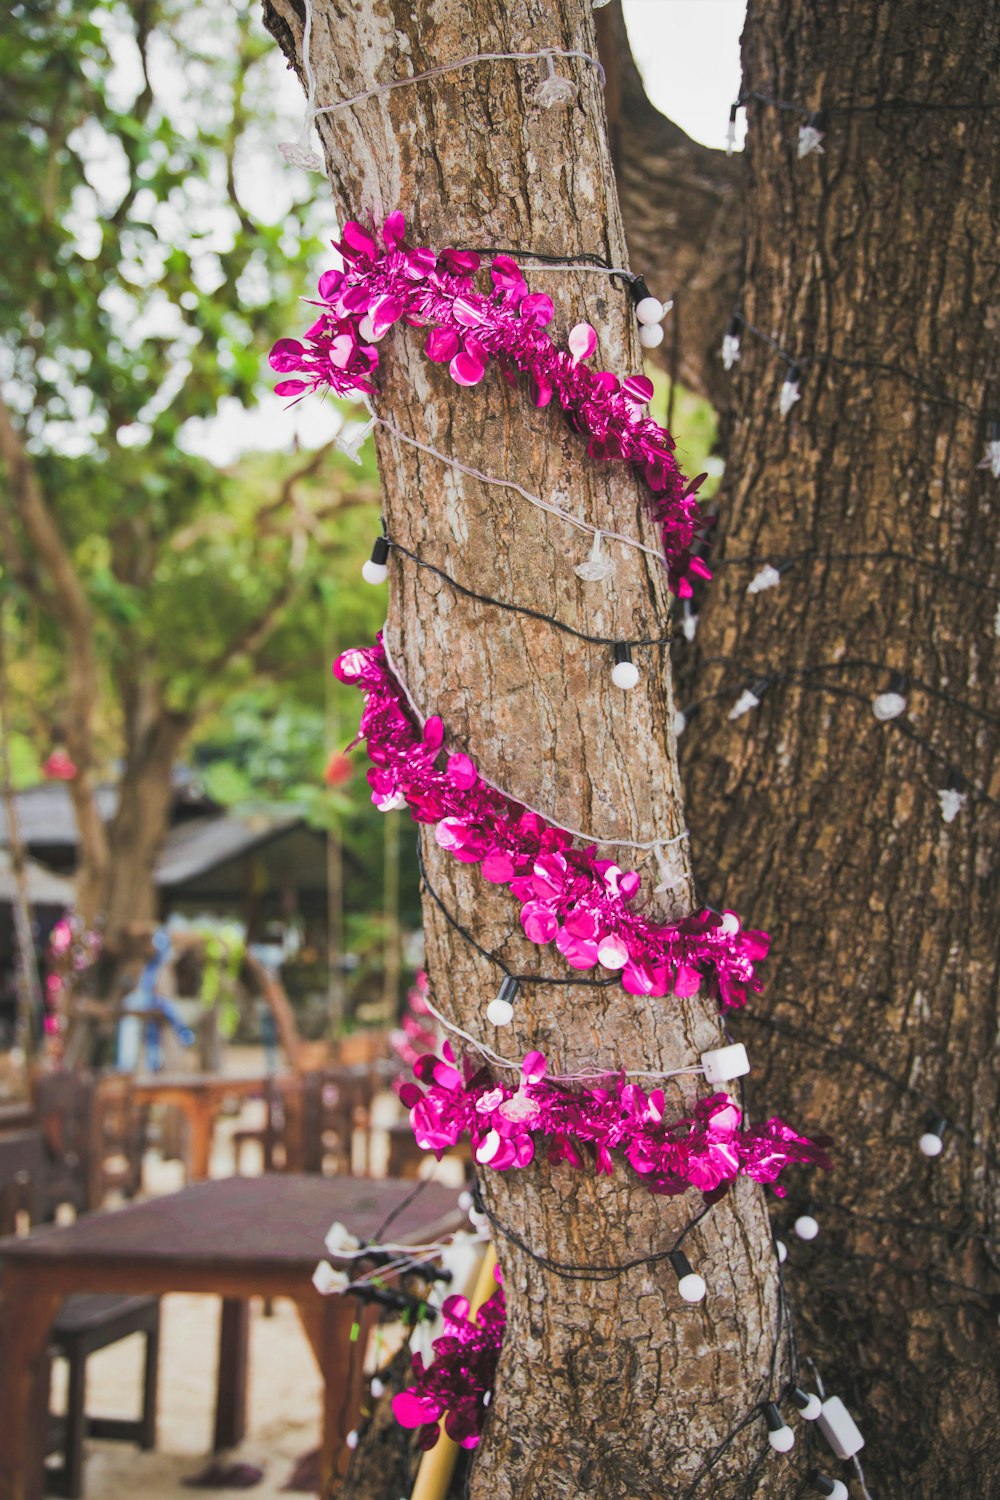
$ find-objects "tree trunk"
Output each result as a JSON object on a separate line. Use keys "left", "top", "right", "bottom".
{"left": 262, "top": 4, "right": 801, "bottom": 1497}
{"left": 680, "top": 2, "right": 1000, "bottom": 1495}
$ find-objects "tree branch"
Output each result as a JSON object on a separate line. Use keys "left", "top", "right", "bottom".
{"left": 595, "top": 1, "right": 744, "bottom": 409}
{"left": 0, "top": 393, "right": 110, "bottom": 915}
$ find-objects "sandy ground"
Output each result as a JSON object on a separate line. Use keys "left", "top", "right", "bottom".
{"left": 43, "top": 1048, "right": 440, "bottom": 1500}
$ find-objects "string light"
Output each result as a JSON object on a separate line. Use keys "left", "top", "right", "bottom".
{"left": 701, "top": 546, "right": 1000, "bottom": 602}
{"left": 306, "top": 44, "right": 605, "bottom": 125}
{"left": 763, "top": 1401, "right": 795, "bottom": 1451}
{"left": 978, "top": 419, "right": 1000, "bottom": 478}
{"left": 918, "top": 1116, "right": 948, "bottom": 1158}
{"left": 486, "top": 976, "right": 519, "bottom": 1028}
{"left": 779, "top": 363, "right": 802, "bottom": 417}
{"left": 358, "top": 410, "right": 668, "bottom": 571}
{"left": 793, "top": 1208, "right": 820, "bottom": 1241}
{"left": 797, "top": 113, "right": 825, "bottom": 158}
{"left": 371, "top": 533, "right": 671, "bottom": 663}
{"left": 871, "top": 672, "right": 907, "bottom": 722}
{"left": 381, "top": 633, "right": 690, "bottom": 853}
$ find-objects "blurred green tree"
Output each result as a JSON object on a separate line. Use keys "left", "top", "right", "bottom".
{"left": 0, "top": 0, "right": 385, "bottom": 970}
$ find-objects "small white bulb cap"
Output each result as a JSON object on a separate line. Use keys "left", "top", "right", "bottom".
{"left": 362, "top": 536, "right": 390, "bottom": 584}
{"left": 612, "top": 643, "right": 640, "bottom": 690}
{"left": 775, "top": 1238, "right": 788, "bottom": 1264}
{"left": 817, "top": 1395, "right": 865, "bottom": 1460}
{"left": 635, "top": 296, "right": 665, "bottom": 326}
{"left": 700, "top": 1042, "right": 750, "bottom": 1086}
{"left": 346, "top": 1429, "right": 359, "bottom": 1450}
{"left": 812, "top": 1478, "right": 849, "bottom": 1500}
{"left": 791, "top": 1387, "right": 823, "bottom": 1421}
{"left": 638, "top": 323, "right": 665, "bottom": 349}
{"left": 370, "top": 1376, "right": 385, "bottom": 1399}
{"left": 669, "top": 1250, "right": 706, "bottom": 1303}
{"left": 793, "top": 1212, "right": 820, "bottom": 1241}
{"left": 764, "top": 1403, "right": 795, "bottom": 1452}
{"left": 872, "top": 673, "right": 907, "bottom": 721}
{"left": 918, "top": 1117, "right": 947, "bottom": 1157}
{"left": 487, "top": 976, "right": 518, "bottom": 1027}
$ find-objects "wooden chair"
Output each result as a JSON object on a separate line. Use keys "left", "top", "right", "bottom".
{"left": 87, "top": 1075, "right": 144, "bottom": 1207}
{"left": 232, "top": 1075, "right": 301, "bottom": 1174}
{"left": 0, "top": 1130, "right": 161, "bottom": 1500}
{"left": 46, "top": 1293, "right": 160, "bottom": 1499}
{"left": 301, "top": 1066, "right": 377, "bottom": 1176}
{"left": 33, "top": 1073, "right": 94, "bottom": 1220}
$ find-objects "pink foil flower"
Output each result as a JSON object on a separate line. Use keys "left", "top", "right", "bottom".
{"left": 334, "top": 638, "right": 770, "bottom": 1010}
{"left": 271, "top": 214, "right": 711, "bottom": 594}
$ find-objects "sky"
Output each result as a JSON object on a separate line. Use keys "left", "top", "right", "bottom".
{"left": 172, "top": 2, "right": 746, "bottom": 462}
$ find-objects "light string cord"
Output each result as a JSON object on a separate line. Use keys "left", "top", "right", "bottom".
{"left": 381, "top": 630, "right": 690, "bottom": 853}
{"left": 417, "top": 841, "right": 620, "bottom": 990}
{"left": 724, "top": 311, "right": 983, "bottom": 418}
{"left": 678, "top": 674, "right": 1000, "bottom": 811}
{"left": 737, "top": 1010, "right": 999, "bottom": 1170}
{"left": 739, "top": 88, "right": 1000, "bottom": 118}
{"left": 383, "top": 534, "right": 672, "bottom": 649}
{"left": 370, "top": 409, "right": 668, "bottom": 567}
{"left": 308, "top": 46, "right": 606, "bottom": 121}
{"left": 466, "top": 246, "right": 636, "bottom": 287}
{"left": 702, "top": 547, "right": 1000, "bottom": 600}
{"left": 419, "top": 985, "right": 708, "bottom": 1085}
{"left": 695, "top": 653, "right": 1000, "bottom": 730}
{"left": 474, "top": 1189, "right": 714, "bottom": 1282}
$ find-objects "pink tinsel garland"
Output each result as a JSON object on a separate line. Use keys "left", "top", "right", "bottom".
{"left": 335, "top": 638, "right": 769, "bottom": 1009}
{"left": 270, "top": 212, "right": 713, "bottom": 595}
{"left": 393, "top": 1268, "right": 506, "bottom": 1450}
{"left": 400, "top": 1045, "right": 831, "bottom": 1198}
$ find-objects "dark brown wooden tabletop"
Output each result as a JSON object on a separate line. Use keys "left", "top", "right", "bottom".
{"left": 0, "top": 1174, "right": 465, "bottom": 1273}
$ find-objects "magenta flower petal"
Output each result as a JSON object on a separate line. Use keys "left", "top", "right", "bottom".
{"left": 426, "top": 327, "right": 460, "bottom": 362}
{"left": 450, "top": 350, "right": 486, "bottom": 385}
{"left": 568, "top": 323, "right": 598, "bottom": 362}
{"left": 269, "top": 338, "right": 305, "bottom": 373}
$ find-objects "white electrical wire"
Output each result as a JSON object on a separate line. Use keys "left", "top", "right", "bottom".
{"left": 421, "top": 990, "right": 706, "bottom": 1084}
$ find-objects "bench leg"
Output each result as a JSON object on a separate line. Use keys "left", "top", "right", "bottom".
{"left": 140, "top": 1317, "right": 160, "bottom": 1452}
{"left": 62, "top": 1351, "right": 87, "bottom": 1500}
{"left": 213, "top": 1299, "right": 249, "bottom": 1452}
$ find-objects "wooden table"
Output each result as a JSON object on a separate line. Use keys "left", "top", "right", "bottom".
{"left": 0, "top": 1174, "right": 464, "bottom": 1500}
{"left": 133, "top": 1075, "right": 269, "bottom": 1181}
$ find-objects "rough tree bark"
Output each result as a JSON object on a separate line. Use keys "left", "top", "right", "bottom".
{"left": 675, "top": 2, "right": 1000, "bottom": 1496}
{"left": 262, "top": 4, "right": 812, "bottom": 1497}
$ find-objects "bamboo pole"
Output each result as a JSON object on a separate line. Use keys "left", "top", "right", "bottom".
{"left": 407, "top": 1244, "right": 499, "bottom": 1500}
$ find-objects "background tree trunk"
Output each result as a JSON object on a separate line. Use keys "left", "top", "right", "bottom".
{"left": 261, "top": 4, "right": 814, "bottom": 1497}
{"left": 678, "top": 2, "right": 1000, "bottom": 1495}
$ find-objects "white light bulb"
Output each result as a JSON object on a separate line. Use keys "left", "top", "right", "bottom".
{"left": 722, "top": 332, "right": 741, "bottom": 370}
{"left": 918, "top": 1131, "right": 944, "bottom": 1157}
{"left": 635, "top": 296, "right": 665, "bottom": 326}
{"left": 977, "top": 437, "right": 1000, "bottom": 479}
{"left": 486, "top": 998, "right": 514, "bottom": 1027}
{"left": 826, "top": 1484, "right": 849, "bottom": 1500}
{"left": 575, "top": 532, "right": 614, "bottom": 582}
{"left": 797, "top": 123, "right": 825, "bottom": 158}
{"left": 674, "top": 709, "right": 687, "bottom": 737}
{"left": 458, "top": 1190, "right": 474, "bottom": 1212}
{"left": 681, "top": 605, "right": 699, "bottom": 643}
{"left": 312, "top": 1261, "right": 351, "bottom": 1295}
{"left": 937, "top": 788, "right": 966, "bottom": 824}
{"left": 638, "top": 323, "right": 664, "bottom": 349}
{"left": 361, "top": 559, "right": 388, "bottom": 585}
{"left": 794, "top": 1213, "right": 820, "bottom": 1241}
{"left": 370, "top": 1378, "right": 385, "bottom": 1399}
{"left": 796, "top": 1392, "right": 823, "bottom": 1421}
{"left": 747, "top": 563, "right": 782, "bottom": 594}
{"left": 677, "top": 1273, "right": 707, "bottom": 1303}
{"left": 775, "top": 1239, "right": 788, "bottom": 1264}
{"left": 729, "top": 688, "right": 761, "bottom": 721}
{"left": 872, "top": 690, "right": 906, "bottom": 721}
{"left": 611, "top": 660, "right": 640, "bottom": 690}
{"left": 768, "top": 1425, "right": 795, "bottom": 1453}
{"left": 779, "top": 376, "right": 801, "bottom": 417}
{"left": 533, "top": 74, "right": 578, "bottom": 109}
{"left": 346, "top": 1430, "right": 359, "bottom": 1450}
